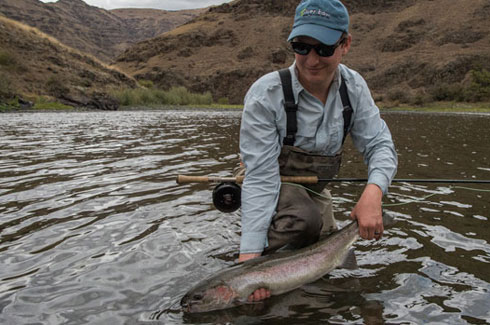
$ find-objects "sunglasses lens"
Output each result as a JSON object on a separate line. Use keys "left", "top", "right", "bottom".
{"left": 316, "top": 45, "right": 335, "bottom": 57}
{"left": 291, "top": 42, "right": 311, "bottom": 55}
{"left": 291, "top": 42, "right": 338, "bottom": 57}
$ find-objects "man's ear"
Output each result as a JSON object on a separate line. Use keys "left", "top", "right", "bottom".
{"left": 342, "top": 34, "right": 352, "bottom": 55}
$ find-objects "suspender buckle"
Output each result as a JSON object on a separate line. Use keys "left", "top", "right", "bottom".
{"left": 284, "top": 134, "right": 295, "bottom": 146}
{"left": 284, "top": 102, "right": 298, "bottom": 112}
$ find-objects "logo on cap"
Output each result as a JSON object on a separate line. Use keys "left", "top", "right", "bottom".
{"left": 300, "top": 8, "right": 331, "bottom": 19}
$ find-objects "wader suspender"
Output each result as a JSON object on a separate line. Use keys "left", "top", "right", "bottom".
{"left": 279, "top": 69, "right": 298, "bottom": 146}
{"left": 278, "top": 68, "right": 353, "bottom": 146}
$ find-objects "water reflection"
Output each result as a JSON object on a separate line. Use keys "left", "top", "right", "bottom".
{"left": 179, "top": 278, "right": 384, "bottom": 325}
{"left": 0, "top": 110, "right": 489, "bottom": 324}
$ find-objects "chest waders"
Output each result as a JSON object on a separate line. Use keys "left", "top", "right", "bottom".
{"left": 277, "top": 68, "right": 353, "bottom": 193}
{"left": 261, "top": 69, "right": 354, "bottom": 254}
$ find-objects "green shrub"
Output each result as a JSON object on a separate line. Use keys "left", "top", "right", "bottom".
{"left": 137, "top": 88, "right": 156, "bottom": 104}
{"left": 114, "top": 89, "right": 134, "bottom": 106}
{"left": 429, "top": 68, "right": 490, "bottom": 102}
{"left": 197, "top": 91, "right": 213, "bottom": 105}
{"left": 464, "top": 68, "right": 490, "bottom": 102}
{"left": 0, "top": 97, "right": 20, "bottom": 110}
{"left": 164, "top": 87, "right": 187, "bottom": 105}
{"left": 217, "top": 97, "right": 229, "bottom": 105}
{"left": 387, "top": 88, "right": 410, "bottom": 103}
{"left": 111, "top": 86, "right": 213, "bottom": 106}
{"left": 138, "top": 79, "right": 154, "bottom": 89}
{"left": 429, "top": 83, "right": 465, "bottom": 102}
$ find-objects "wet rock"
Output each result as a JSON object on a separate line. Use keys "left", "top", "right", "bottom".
{"left": 87, "top": 93, "right": 119, "bottom": 110}
{"left": 18, "top": 97, "right": 34, "bottom": 109}
{"left": 60, "top": 93, "right": 119, "bottom": 110}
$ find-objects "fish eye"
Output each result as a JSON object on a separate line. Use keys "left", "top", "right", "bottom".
{"left": 192, "top": 294, "right": 203, "bottom": 301}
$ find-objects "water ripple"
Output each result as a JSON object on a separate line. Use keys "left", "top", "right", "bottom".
{"left": 0, "top": 111, "right": 489, "bottom": 324}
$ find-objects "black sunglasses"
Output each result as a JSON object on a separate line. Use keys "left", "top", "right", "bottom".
{"left": 290, "top": 39, "right": 345, "bottom": 57}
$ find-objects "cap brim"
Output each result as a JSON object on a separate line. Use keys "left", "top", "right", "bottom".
{"left": 287, "top": 24, "right": 343, "bottom": 45}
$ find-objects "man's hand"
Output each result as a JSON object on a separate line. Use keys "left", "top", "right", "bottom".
{"left": 350, "top": 183, "right": 384, "bottom": 240}
{"left": 238, "top": 253, "right": 261, "bottom": 263}
{"left": 238, "top": 253, "right": 271, "bottom": 301}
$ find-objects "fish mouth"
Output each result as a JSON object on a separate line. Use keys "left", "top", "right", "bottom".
{"left": 181, "top": 301, "right": 196, "bottom": 313}
{"left": 181, "top": 297, "right": 205, "bottom": 313}
{"left": 182, "top": 303, "right": 211, "bottom": 314}
{"left": 180, "top": 299, "right": 189, "bottom": 312}
{"left": 180, "top": 295, "right": 193, "bottom": 313}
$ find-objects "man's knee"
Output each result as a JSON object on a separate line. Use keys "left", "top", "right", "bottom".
{"left": 297, "top": 202, "right": 323, "bottom": 236}
{"left": 265, "top": 184, "right": 325, "bottom": 252}
{"left": 311, "top": 189, "right": 337, "bottom": 234}
{"left": 270, "top": 202, "right": 323, "bottom": 247}
{"left": 271, "top": 205, "right": 322, "bottom": 234}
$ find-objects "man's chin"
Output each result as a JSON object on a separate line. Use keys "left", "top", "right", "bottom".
{"left": 305, "top": 72, "right": 327, "bottom": 82}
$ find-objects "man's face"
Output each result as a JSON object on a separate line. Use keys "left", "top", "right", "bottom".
{"left": 294, "top": 35, "right": 351, "bottom": 88}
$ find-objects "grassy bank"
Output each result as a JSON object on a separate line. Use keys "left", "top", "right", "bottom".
{"left": 110, "top": 86, "right": 215, "bottom": 107}
{"left": 2, "top": 85, "right": 489, "bottom": 113}
{"left": 0, "top": 96, "right": 73, "bottom": 111}
{"left": 380, "top": 101, "right": 490, "bottom": 113}
{"left": 113, "top": 85, "right": 490, "bottom": 112}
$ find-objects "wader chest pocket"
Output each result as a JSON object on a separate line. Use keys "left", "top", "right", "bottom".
{"left": 278, "top": 146, "right": 341, "bottom": 192}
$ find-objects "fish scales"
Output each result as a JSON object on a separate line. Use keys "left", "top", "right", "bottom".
{"left": 181, "top": 216, "right": 391, "bottom": 313}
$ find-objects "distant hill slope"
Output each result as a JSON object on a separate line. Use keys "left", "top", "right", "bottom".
{"left": 110, "top": 8, "right": 205, "bottom": 43}
{"left": 0, "top": 15, "right": 135, "bottom": 105}
{"left": 115, "top": 0, "right": 490, "bottom": 104}
{"left": 0, "top": 0, "right": 204, "bottom": 62}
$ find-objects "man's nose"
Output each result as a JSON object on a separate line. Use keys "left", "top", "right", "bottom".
{"left": 305, "top": 49, "right": 320, "bottom": 64}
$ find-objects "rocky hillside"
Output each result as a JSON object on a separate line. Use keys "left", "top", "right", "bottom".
{"left": 111, "top": 8, "right": 205, "bottom": 47}
{"left": 0, "top": 0, "right": 204, "bottom": 63}
{"left": 115, "top": 0, "right": 490, "bottom": 104}
{"left": 0, "top": 15, "right": 136, "bottom": 108}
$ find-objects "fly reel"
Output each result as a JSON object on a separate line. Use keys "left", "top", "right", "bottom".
{"left": 212, "top": 182, "right": 241, "bottom": 213}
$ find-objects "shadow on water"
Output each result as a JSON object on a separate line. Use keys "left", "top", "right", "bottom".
{"left": 0, "top": 110, "right": 489, "bottom": 324}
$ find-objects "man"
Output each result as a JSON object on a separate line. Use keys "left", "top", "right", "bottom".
{"left": 238, "top": 0, "right": 398, "bottom": 301}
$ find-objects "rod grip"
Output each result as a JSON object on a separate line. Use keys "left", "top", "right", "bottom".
{"left": 177, "top": 175, "right": 210, "bottom": 183}
{"left": 176, "top": 175, "right": 246, "bottom": 184}
{"left": 280, "top": 176, "right": 318, "bottom": 184}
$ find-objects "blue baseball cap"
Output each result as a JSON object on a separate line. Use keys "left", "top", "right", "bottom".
{"left": 287, "top": 0, "right": 349, "bottom": 45}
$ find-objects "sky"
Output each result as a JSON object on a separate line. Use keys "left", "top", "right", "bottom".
{"left": 39, "top": 0, "right": 234, "bottom": 11}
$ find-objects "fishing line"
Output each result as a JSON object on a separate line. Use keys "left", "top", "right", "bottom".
{"left": 281, "top": 182, "right": 332, "bottom": 199}
{"left": 452, "top": 186, "right": 490, "bottom": 192}
{"left": 281, "top": 182, "right": 489, "bottom": 207}
{"left": 381, "top": 193, "right": 441, "bottom": 207}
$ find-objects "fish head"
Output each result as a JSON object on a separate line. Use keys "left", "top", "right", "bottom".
{"left": 181, "top": 281, "right": 239, "bottom": 313}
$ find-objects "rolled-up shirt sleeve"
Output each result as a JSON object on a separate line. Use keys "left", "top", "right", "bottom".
{"left": 239, "top": 91, "right": 282, "bottom": 254}
{"left": 348, "top": 75, "right": 398, "bottom": 194}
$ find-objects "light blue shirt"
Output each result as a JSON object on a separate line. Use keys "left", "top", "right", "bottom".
{"left": 239, "top": 63, "right": 398, "bottom": 254}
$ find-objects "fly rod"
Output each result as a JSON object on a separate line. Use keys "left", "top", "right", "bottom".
{"left": 176, "top": 175, "right": 490, "bottom": 185}
{"left": 176, "top": 174, "right": 490, "bottom": 213}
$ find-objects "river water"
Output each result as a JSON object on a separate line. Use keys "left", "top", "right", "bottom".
{"left": 0, "top": 109, "right": 489, "bottom": 324}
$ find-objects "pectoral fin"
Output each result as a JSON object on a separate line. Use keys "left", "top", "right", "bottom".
{"left": 338, "top": 248, "right": 358, "bottom": 270}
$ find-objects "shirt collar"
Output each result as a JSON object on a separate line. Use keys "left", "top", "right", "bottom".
{"left": 289, "top": 61, "right": 303, "bottom": 103}
{"left": 289, "top": 62, "right": 343, "bottom": 101}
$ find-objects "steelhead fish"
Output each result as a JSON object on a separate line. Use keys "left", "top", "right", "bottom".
{"left": 181, "top": 213, "right": 396, "bottom": 313}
